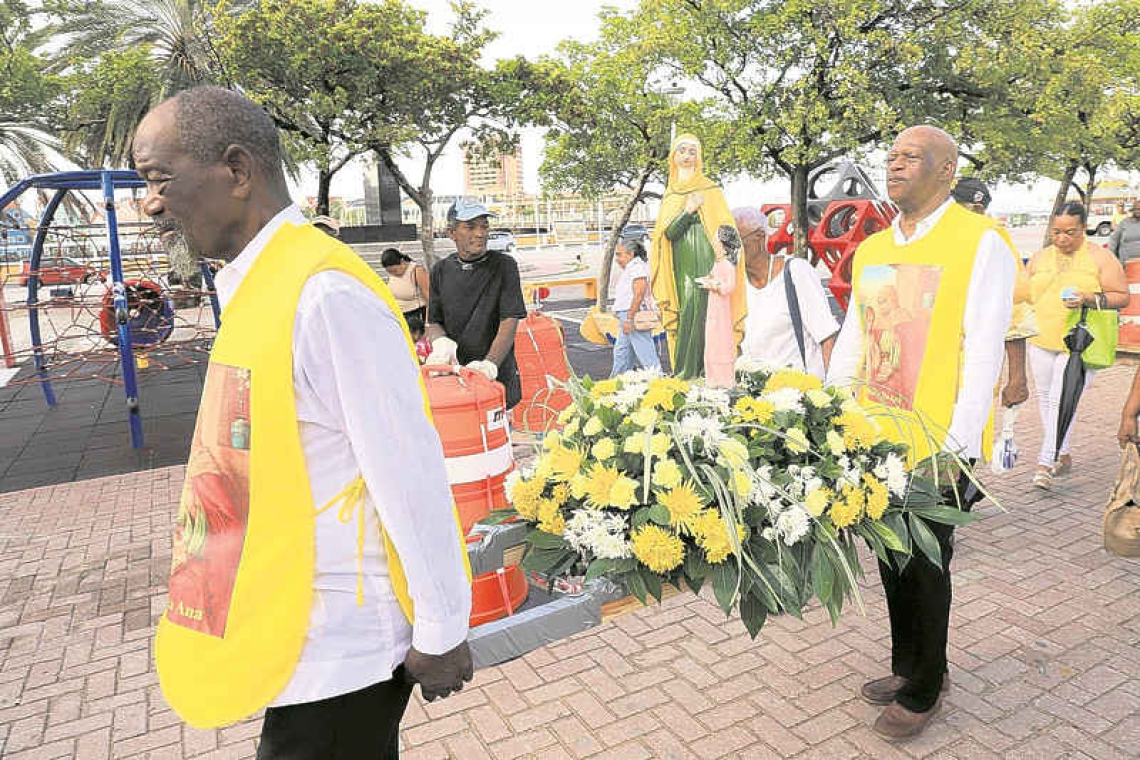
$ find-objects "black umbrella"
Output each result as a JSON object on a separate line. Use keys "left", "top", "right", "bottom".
{"left": 1055, "top": 310, "right": 1095, "bottom": 461}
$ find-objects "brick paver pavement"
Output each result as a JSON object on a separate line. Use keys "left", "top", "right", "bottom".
{"left": 1, "top": 365, "right": 1139, "bottom": 759}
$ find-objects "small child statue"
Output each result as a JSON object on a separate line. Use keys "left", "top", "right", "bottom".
{"left": 698, "top": 225, "right": 741, "bottom": 388}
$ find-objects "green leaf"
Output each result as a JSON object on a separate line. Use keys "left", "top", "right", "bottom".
{"left": 584, "top": 558, "right": 613, "bottom": 583}
{"left": 857, "top": 524, "right": 890, "bottom": 564}
{"left": 684, "top": 548, "right": 713, "bottom": 580}
{"left": 624, "top": 569, "right": 649, "bottom": 604}
{"left": 641, "top": 568, "right": 663, "bottom": 602}
{"left": 870, "top": 520, "right": 909, "bottom": 553}
{"left": 631, "top": 508, "right": 652, "bottom": 529}
{"left": 648, "top": 503, "right": 671, "bottom": 526}
{"left": 811, "top": 544, "right": 834, "bottom": 606}
{"left": 907, "top": 506, "right": 980, "bottom": 526}
{"left": 684, "top": 571, "right": 705, "bottom": 595}
{"left": 522, "top": 547, "right": 569, "bottom": 574}
{"left": 712, "top": 561, "right": 739, "bottom": 614}
{"left": 908, "top": 514, "right": 943, "bottom": 568}
{"left": 527, "top": 530, "right": 569, "bottom": 550}
{"left": 739, "top": 591, "right": 769, "bottom": 639}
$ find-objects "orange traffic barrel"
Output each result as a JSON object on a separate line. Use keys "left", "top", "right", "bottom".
{"left": 469, "top": 565, "right": 529, "bottom": 627}
{"left": 512, "top": 311, "right": 573, "bottom": 434}
{"left": 422, "top": 365, "right": 513, "bottom": 534}
{"left": 1120, "top": 259, "right": 1140, "bottom": 347}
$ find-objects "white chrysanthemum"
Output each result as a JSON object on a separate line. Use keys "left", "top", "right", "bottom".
{"left": 504, "top": 469, "right": 523, "bottom": 495}
{"left": 750, "top": 465, "right": 778, "bottom": 503}
{"left": 622, "top": 367, "right": 663, "bottom": 383}
{"left": 678, "top": 413, "right": 727, "bottom": 449}
{"left": 875, "top": 453, "right": 908, "bottom": 496}
{"left": 775, "top": 505, "right": 811, "bottom": 546}
{"left": 805, "top": 388, "right": 832, "bottom": 408}
{"left": 563, "top": 510, "right": 631, "bottom": 559}
{"left": 762, "top": 527, "right": 777, "bottom": 541}
{"left": 763, "top": 387, "right": 805, "bottom": 413}
{"left": 685, "top": 384, "right": 730, "bottom": 412}
{"left": 610, "top": 384, "right": 645, "bottom": 413}
{"left": 734, "top": 355, "right": 769, "bottom": 373}
{"left": 592, "top": 532, "right": 632, "bottom": 560}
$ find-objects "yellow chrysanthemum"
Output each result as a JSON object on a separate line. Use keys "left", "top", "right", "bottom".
{"left": 732, "top": 469, "right": 752, "bottom": 498}
{"left": 653, "top": 459, "right": 683, "bottom": 490}
{"left": 805, "top": 487, "right": 832, "bottom": 517}
{"left": 623, "top": 434, "right": 646, "bottom": 455}
{"left": 837, "top": 410, "right": 879, "bottom": 451}
{"left": 650, "top": 432, "right": 672, "bottom": 457}
{"left": 542, "top": 431, "right": 562, "bottom": 450}
{"left": 589, "top": 378, "right": 620, "bottom": 399}
{"left": 658, "top": 481, "right": 706, "bottom": 534}
{"left": 537, "top": 499, "right": 566, "bottom": 535}
{"left": 591, "top": 437, "right": 617, "bottom": 460}
{"left": 547, "top": 445, "right": 585, "bottom": 480}
{"left": 550, "top": 483, "right": 571, "bottom": 506}
{"left": 785, "top": 428, "right": 810, "bottom": 454}
{"left": 863, "top": 475, "right": 889, "bottom": 520}
{"left": 631, "top": 407, "right": 658, "bottom": 428}
{"left": 583, "top": 416, "right": 604, "bottom": 436}
{"left": 734, "top": 397, "right": 775, "bottom": 425}
{"left": 533, "top": 457, "right": 555, "bottom": 482}
{"left": 563, "top": 417, "right": 580, "bottom": 437}
{"left": 608, "top": 475, "right": 639, "bottom": 510}
{"left": 764, "top": 368, "right": 823, "bottom": 394}
{"left": 806, "top": 388, "right": 833, "bottom": 407}
{"left": 717, "top": 438, "right": 750, "bottom": 469}
{"left": 640, "top": 377, "right": 689, "bottom": 411}
{"left": 509, "top": 476, "right": 543, "bottom": 520}
{"left": 583, "top": 464, "right": 618, "bottom": 508}
{"left": 830, "top": 486, "right": 865, "bottom": 528}
{"left": 557, "top": 406, "right": 576, "bottom": 425}
{"left": 630, "top": 525, "right": 686, "bottom": 573}
{"left": 826, "top": 429, "right": 846, "bottom": 455}
{"left": 693, "top": 510, "right": 744, "bottom": 564}
{"left": 569, "top": 472, "right": 591, "bottom": 500}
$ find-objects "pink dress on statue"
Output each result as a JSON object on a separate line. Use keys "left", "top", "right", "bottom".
{"left": 704, "top": 258, "right": 737, "bottom": 387}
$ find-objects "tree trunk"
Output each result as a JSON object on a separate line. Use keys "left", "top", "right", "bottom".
{"left": 790, "top": 164, "right": 811, "bottom": 259}
{"left": 1045, "top": 159, "right": 1079, "bottom": 248}
{"left": 597, "top": 165, "right": 654, "bottom": 311}
{"left": 316, "top": 168, "right": 332, "bottom": 217}
{"left": 419, "top": 189, "right": 437, "bottom": 270}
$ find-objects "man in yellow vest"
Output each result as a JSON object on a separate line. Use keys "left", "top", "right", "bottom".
{"left": 133, "top": 86, "right": 473, "bottom": 759}
{"left": 828, "top": 126, "right": 1015, "bottom": 740}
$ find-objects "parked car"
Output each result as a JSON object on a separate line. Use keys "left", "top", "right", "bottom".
{"left": 621, "top": 223, "right": 650, "bottom": 242}
{"left": 1086, "top": 213, "right": 1115, "bottom": 237}
{"left": 487, "top": 230, "right": 517, "bottom": 252}
{"left": 15, "top": 257, "right": 102, "bottom": 286}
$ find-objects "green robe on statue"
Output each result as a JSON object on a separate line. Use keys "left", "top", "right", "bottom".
{"left": 665, "top": 210, "right": 715, "bottom": 379}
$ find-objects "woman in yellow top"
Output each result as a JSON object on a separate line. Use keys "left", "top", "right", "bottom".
{"left": 1027, "top": 201, "right": 1128, "bottom": 488}
{"left": 650, "top": 134, "right": 746, "bottom": 378}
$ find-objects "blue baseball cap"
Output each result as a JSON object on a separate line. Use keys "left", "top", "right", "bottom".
{"left": 447, "top": 197, "right": 497, "bottom": 223}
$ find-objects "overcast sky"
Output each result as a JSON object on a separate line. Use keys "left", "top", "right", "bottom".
{"left": 300, "top": 0, "right": 1132, "bottom": 215}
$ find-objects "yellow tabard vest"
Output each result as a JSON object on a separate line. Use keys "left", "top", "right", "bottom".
{"left": 850, "top": 203, "right": 999, "bottom": 464}
{"left": 155, "top": 222, "right": 469, "bottom": 728}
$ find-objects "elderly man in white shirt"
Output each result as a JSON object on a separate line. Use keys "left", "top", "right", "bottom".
{"left": 134, "top": 86, "right": 471, "bottom": 759}
{"left": 826, "top": 126, "right": 1014, "bottom": 742}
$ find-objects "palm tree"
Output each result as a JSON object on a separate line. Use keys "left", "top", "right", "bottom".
{"left": 0, "top": 3, "right": 63, "bottom": 184}
{"left": 51, "top": 0, "right": 256, "bottom": 167}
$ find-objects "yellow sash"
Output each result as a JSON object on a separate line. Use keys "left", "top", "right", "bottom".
{"left": 155, "top": 223, "right": 469, "bottom": 728}
{"left": 851, "top": 203, "right": 998, "bottom": 464}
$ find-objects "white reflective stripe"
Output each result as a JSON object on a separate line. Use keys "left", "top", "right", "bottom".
{"left": 1122, "top": 314, "right": 1140, "bottom": 325}
{"left": 1129, "top": 283, "right": 1140, "bottom": 294}
{"left": 445, "top": 443, "right": 513, "bottom": 485}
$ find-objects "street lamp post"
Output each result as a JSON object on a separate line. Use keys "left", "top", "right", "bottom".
{"left": 662, "top": 81, "right": 685, "bottom": 144}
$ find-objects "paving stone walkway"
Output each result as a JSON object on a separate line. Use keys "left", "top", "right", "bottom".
{"left": 1, "top": 365, "right": 1139, "bottom": 759}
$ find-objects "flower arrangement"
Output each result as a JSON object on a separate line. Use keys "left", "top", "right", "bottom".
{"left": 500, "top": 360, "right": 979, "bottom": 637}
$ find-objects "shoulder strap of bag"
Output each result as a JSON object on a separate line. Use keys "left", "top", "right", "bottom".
{"left": 783, "top": 257, "right": 807, "bottom": 369}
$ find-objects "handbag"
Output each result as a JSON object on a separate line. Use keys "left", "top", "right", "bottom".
{"left": 1065, "top": 305, "right": 1117, "bottom": 370}
{"left": 631, "top": 308, "right": 662, "bottom": 332}
{"left": 1104, "top": 443, "right": 1140, "bottom": 557}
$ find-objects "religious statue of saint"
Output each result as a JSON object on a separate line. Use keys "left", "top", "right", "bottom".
{"left": 650, "top": 133, "right": 747, "bottom": 378}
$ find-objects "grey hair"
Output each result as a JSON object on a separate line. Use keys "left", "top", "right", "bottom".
{"left": 173, "top": 86, "right": 284, "bottom": 180}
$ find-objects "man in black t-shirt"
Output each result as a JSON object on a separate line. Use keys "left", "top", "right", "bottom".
{"left": 425, "top": 198, "right": 528, "bottom": 408}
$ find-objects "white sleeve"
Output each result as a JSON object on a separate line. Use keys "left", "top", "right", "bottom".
{"left": 825, "top": 300, "right": 863, "bottom": 388}
{"left": 790, "top": 259, "right": 841, "bottom": 343}
{"left": 943, "top": 230, "right": 1016, "bottom": 457}
{"left": 296, "top": 272, "right": 471, "bottom": 654}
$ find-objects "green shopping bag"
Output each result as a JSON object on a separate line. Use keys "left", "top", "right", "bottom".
{"left": 1065, "top": 305, "right": 1118, "bottom": 370}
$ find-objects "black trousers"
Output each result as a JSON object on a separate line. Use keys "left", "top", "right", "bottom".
{"left": 257, "top": 669, "right": 413, "bottom": 760}
{"left": 877, "top": 470, "right": 981, "bottom": 713}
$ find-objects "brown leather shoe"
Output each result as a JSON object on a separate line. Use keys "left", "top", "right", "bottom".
{"left": 873, "top": 699, "right": 942, "bottom": 741}
{"left": 861, "top": 674, "right": 950, "bottom": 705}
{"left": 861, "top": 675, "right": 907, "bottom": 705}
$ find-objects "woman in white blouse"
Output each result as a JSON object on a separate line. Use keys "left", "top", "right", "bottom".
{"left": 734, "top": 207, "right": 839, "bottom": 378}
{"left": 610, "top": 238, "right": 662, "bottom": 376}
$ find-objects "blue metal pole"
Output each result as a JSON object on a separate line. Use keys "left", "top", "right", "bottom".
{"left": 102, "top": 171, "right": 144, "bottom": 448}
{"left": 27, "top": 189, "right": 68, "bottom": 407}
{"left": 200, "top": 259, "right": 221, "bottom": 328}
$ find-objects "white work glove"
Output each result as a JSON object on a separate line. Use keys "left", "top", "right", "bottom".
{"left": 425, "top": 336, "right": 458, "bottom": 366}
{"left": 466, "top": 359, "right": 498, "bottom": 380}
